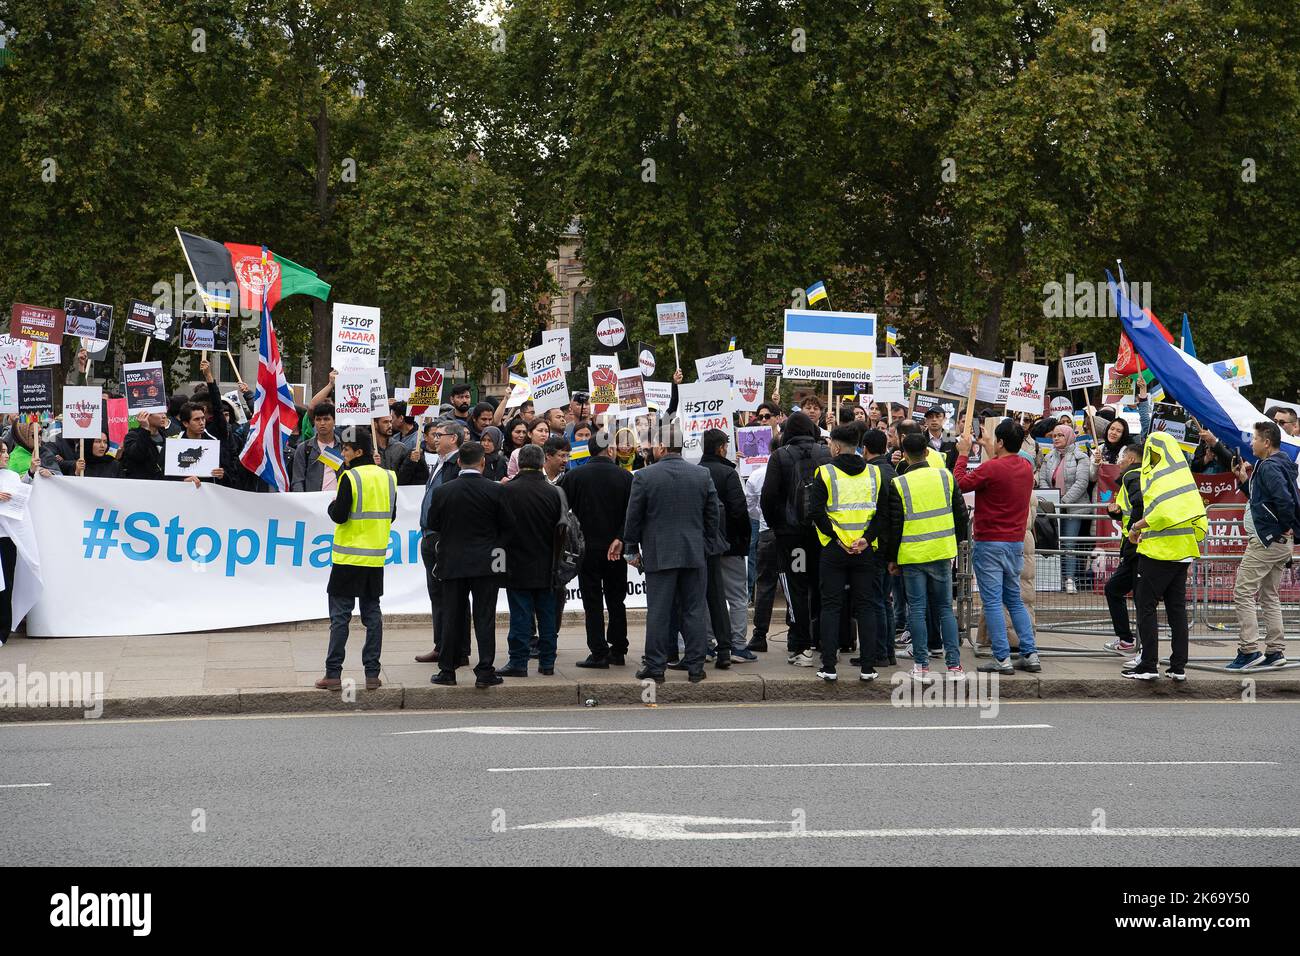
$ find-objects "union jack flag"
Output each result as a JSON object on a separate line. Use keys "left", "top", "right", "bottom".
{"left": 239, "top": 247, "right": 299, "bottom": 491}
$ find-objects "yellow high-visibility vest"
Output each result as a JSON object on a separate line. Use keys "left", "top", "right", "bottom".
{"left": 332, "top": 464, "right": 395, "bottom": 568}
{"left": 926, "top": 446, "right": 947, "bottom": 470}
{"left": 894, "top": 465, "right": 958, "bottom": 564}
{"left": 815, "top": 461, "right": 880, "bottom": 549}
{"left": 1136, "top": 432, "right": 1206, "bottom": 562}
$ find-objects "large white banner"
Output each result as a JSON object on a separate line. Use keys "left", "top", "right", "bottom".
{"left": 25, "top": 478, "right": 646, "bottom": 637}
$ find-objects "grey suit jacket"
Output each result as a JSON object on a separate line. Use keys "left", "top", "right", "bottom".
{"left": 622, "top": 453, "right": 723, "bottom": 572}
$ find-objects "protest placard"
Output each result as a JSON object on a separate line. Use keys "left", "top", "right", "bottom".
{"left": 122, "top": 362, "right": 167, "bottom": 415}
{"left": 1102, "top": 363, "right": 1137, "bottom": 404}
{"left": 910, "top": 391, "right": 961, "bottom": 431}
{"left": 678, "top": 381, "right": 732, "bottom": 463}
{"left": 781, "top": 309, "right": 875, "bottom": 380}
{"left": 1048, "top": 394, "right": 1074, "bottom": 419}
{"left": 63, "top": 298, "right": 114, "bottom": 344}
{"left": 10, "top": 303, "right": 65, "bottom": 346}
{"left": 1005, "top": 361, "right": 1050, "bottom": 415}
{"left": 408, "top": 367, "right": 444, "bottom": 415}
{"left": 220, "top": 390, "right": 248, "bottom": 424}
{"left": 656, "top": 301, "right": 688, "bottom": 336}
{"left": 696, "top": 350, "right": 741, "bottom": 383}
{"left": 593, "top": 309, "right": 628, "bottom": 353}
{"left": 333, "top": 372, "right": 374, "bottom": 424}
{"left": 736, "top": 425, "right": 773, "bottom": 477}
{"left": 1061, "top": 351, "right": 1101, "bottom": 390}
{"left": 331, "top": 303, "right": 381, "bottom": 368}
{"left": 588, "top": 355, "right": 620, "bottom": 414}
{"left": 525, "top": 340, "right": 568, "bottom": 414}
{"left": 636, "top": 342, "right": 657, "bottom": 377}
{"left": 764, "top": 345, "right": 784, "bottom": 376}
{"left": 62, "top": 386, "right": 103, "bottom": 439}
{"left": 106, "top": 398, "right": 129, "bottom": 444}
{"left": 125, "top": 299, "right": 157, "bottom": 336}
{"left": 164, "top": 437, "right": 221, "bottom": 478}
{"left": 872, "top": 356, "right": 905, "bottom": 403}
{"left": 616, "top": 369, "right": 647, "bottom": 412}
{"left": 17, "top": 368, "right": 53, "bottom": 413}
{"left": 179, "top": 312, "right": 230, "bottom": 352}
{"left": 367, "top": 369, "right": 389, "bottom": 418}
{"left": 542, "top": 328, "right": 572, "bottom": 372}
{"left": 996, "top": 376, "right": 1011, "bottom": 406}
{"left": 1210, "top": 355, "right": 1252, "bottom": 388}
{"left": 733, "top": 362, "right": 765, "bottom": 412}
{"left": 643, "top": 380, "right": 672, "bottom": 412}
{"left": 940, "top": 352, "right": 1004, "bottom": 404}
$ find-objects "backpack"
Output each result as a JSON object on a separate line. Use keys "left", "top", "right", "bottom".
{"left": 552, "top": 485, "right": 585, "bottom": 587}
{"left": 790, "top": 443, "right": 824, "bottom": 530}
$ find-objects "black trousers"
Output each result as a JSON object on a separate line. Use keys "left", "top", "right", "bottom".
{"left": 1136, "top": 556, "right": 1190, "bottom": 672}
{"left": 440, "top": 576, "right": 500, "bottom": 678}
{"left": 1105, "top": 547, "right": 1139, "bottom": 643}
{"left": 0, "top": 537, "right": 16, "bottom": 643}
{"left": 751, "top": 530, "right": 779, "bottom": 639}
{"left": 579, "top": 557, "right": 629, "bottom": 658}
{"left": 705, "top": 554, "right": 733, "bottom": 659}
{"left": 421, "top": 535, "right": 469, "bottom": 660}
{"left": 777, "top": 529, "right": 821, "bottom": 654}
{"left": 818, "top": 545, "right": 879, "bottom": 672}
{"left": 643, "top": 566, "right": 708, "bottom": 674}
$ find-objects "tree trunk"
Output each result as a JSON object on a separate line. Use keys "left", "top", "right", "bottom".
{"left": 310, "top": 99, "right": 332, "bottom": 392}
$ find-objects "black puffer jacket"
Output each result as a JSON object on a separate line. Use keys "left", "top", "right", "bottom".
{"left": 700, "top": 453, "right": 750, "bottom": 556}
{"left": 760, "top": 435, "right": 831, "bottom": 535}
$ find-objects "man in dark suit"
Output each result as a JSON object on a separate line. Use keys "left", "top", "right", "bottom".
{"left": 563, "top": 427, "right": 634, "bottom": 668}
{"left": 623, "top": 418, "right": 723, "bottom": 683}
{"left": 424, "top": 441, "right": 507, "bottom": 688}
{"left": 415, "top": 421, "right": 467, "bottom": 664}
{"left": 923, "top": 406, "right": 959, "bottom": 471}
{"left": 498, "top": 444, "right": 564, "bottom": 676}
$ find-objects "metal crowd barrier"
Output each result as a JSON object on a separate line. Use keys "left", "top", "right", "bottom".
{"left": 968, "top": 502, "right": 1300, "bottom": 670}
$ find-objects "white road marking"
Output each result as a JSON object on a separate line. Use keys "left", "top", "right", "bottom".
{"left": 393, "top": 723, "right": 1053, "bottom": 737}
{"left": 490, "top": 760, "right": 1276, "bottom": 773}
{"left": 514, "top": 812, "right": 1300, "bottom": 841}
{"left": 0, "top": 782, "right": 51, "bottom": 789}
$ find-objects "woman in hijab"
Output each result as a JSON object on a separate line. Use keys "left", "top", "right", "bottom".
{"left": 614, "top": 426, "right": 644, "bottom": 472}
{"left": 480, "top": 425, "right": 508, "bottom": 482}
{"left": 1036, "top": 422, "right": 1092, "bottom": 593}
{"left": 73, "top": 432, "right": 121, "bottom": 478}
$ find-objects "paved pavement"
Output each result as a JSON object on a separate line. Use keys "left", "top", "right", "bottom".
{"left": 2, "top": 701, "right": 1297, "bottom": 866}
{"left": 0, "top": 613, "right": 1297, "bottom": 720}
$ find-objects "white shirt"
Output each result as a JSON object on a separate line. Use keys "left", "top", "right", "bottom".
{"left": 745, "top": 465, "right": 769, "bottom": 533}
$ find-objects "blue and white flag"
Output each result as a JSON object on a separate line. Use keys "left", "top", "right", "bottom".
{"left": 1108, "top": 271, "right": 1296, "bottom": 463}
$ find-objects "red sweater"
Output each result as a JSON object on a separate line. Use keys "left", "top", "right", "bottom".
{"left": 954, "top": 453, "right": 1033, "bottom": 543}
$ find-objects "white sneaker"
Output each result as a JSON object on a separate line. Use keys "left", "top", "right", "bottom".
{"left": 1065, "top": 578, "right": 1077, "bottom": 594}
{"left": 816, "top": 669, "right": 837, "bottom": 682}
{"left": 894, "top": 629, "right": 912, "bottom": 648}
{"left": 946, "top": 665, "right": 966, "bottom": 682}
{"left": 790, "top": 650, "right": 816, "bottom": 667}
{"left": 910, "top": 664, "right": 934, "bottom": 686}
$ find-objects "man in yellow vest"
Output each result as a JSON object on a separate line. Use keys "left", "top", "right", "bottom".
{"left": 884, "top": 433, "right": 969, "bottom": 685}
{"left": 315, "top": 426, "right": 396, "bottom": 691}
{"left": 1122, "top": 431, "right": 1207, "bottom": 681}
{"left": 808, "top": 424, "right": 888, "bottom": 682}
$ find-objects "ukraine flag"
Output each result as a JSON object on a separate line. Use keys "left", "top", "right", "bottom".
{"left": 806, "top": 281, "right": 828, "bottom": 306}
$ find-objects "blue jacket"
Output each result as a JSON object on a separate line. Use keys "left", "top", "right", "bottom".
{"left": 1241, "top": 452, "right": 1300, "bottom": 547}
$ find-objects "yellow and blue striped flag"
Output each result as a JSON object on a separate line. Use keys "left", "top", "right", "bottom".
{"left": 727, "top": 336, "right": 737, "bottom": 352}
{"left": 568, "top": 440, "right": 590, "bottom": 468}
{"left": 319, "top": 445, "right": 344, "bottom": 472}
{"left": 806, "top": 281, "right": 828, "bottom": 306}
{"left": 885, "top": 326, "right": 897, "bottom": 346}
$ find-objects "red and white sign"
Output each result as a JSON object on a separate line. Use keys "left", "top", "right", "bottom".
{"left": 407, "top": 367, "right": 445, "bottom": 416}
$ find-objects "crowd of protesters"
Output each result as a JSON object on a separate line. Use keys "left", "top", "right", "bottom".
{"left": 9, "top": 348, "right": 1298, "bottom": 687}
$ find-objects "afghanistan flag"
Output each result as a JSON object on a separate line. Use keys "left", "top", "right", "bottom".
{"left": 176, "top": 229, "right": 330, "bottom": 314}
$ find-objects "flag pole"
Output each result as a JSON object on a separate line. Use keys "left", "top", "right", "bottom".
{"left": 141, "top": 337, "right": 150, "bottom": 362}
{"left": 226, "top": 349, "right": 245, "bottom": 386}
{"left": 672, "top": 333, "right": 680, "bottom": 370}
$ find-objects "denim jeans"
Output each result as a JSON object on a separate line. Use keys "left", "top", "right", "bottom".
{"left": 748, "top": 518, "right": 760, "bottom": 599}
{"left": 972, "top": 540, "right": 1037, "bottom": 662}
{"left": 1059, "top": 516, "right": 1082, "bottom": 584}
{"left": 901, "top": 560, "right": 960, "bottom": 668}
{"left": 325, "top": 594, "right": 382, "bottom": 678}
{"left": 506, "top": 588, "right": 557, "bottom": 670}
